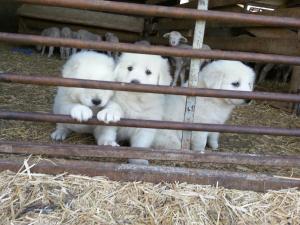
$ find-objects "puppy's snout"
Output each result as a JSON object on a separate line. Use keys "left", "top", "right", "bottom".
{"left": 92, "top": 98, "right": 102, "bottom": 106}
{"left": 130, "top": 79, "right": 141, "bottom": 84}
{"left": 244, "top": 99, "right": 252, "bottom": 104}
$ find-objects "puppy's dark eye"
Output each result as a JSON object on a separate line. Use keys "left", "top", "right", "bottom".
{"left": 127, "top": 66, "right": 133, "bottom": 71}
{"left": 232, "top": 82, "right": 240, "bottom": 87}
{"left": 145, "top": 69, "right": 152, "bottom": 75}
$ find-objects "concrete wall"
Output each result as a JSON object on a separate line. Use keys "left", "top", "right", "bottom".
{"left": 0, "top": 1, "right": 19, "bottom": 32}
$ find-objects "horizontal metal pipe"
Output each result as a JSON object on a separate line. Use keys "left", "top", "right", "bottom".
{"left": 1, "top": 33, "right": 300, "bottom": 65}
{"left": 17, "top": 0, "right": 300, "bottom": 28}
{"left": 0, "top": 158, "right": 299, "bottom": 192}
{"left": 1, "top": 111, "right": 300, "bottom": 136}
{"left": 1, "top": 141, "right": 300, "bottom": 167}
{"left": 1, "top": 73, "right": 300, "bottom": 103}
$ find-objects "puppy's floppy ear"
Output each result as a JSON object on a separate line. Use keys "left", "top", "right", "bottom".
{"left": 158, "top": 57, "right": 172, "bottom": 85}
{"left": 200, "top": 70, "right": 224, "bottom": 89}
{"left": 62, "top": 58, "right": 80, "bottom": 78}
{"left": 163, "top": 33, "right": 170, "bottom": 39}
{"left": 113, "top": 55, "right": 125, "bottom": 82}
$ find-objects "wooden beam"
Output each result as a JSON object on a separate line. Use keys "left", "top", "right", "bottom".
{"left": 17, "top": 4, "right": 144, "bottom": 33}
{"left": 18, "top": 17, "right": 141, "bottom": 43}
{"left": 158, "top": 7, "right": 300, "bottom": 31}
{"left": 204, "top": 36, "right": 300, "bottom": 56}
{"left": 246, "top": 27, "right": 297, "bottom": 38}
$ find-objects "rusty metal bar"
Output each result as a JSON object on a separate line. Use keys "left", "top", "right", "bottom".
{"left": 1, "top": 141, "right": 300, "bottom": 168}
{"left": 1, "top": 111, "right": 300, "bottom": 136}
{"left": 0, "top": 157, "right": 299, "bottom": 192}
{"left": 1, "top": 33, "right": 300, "bottom": 65}
{"left": 17, "top": 0, "right": 300, "bottom": 28}
{"left": 1, "top": 73, "right": 300, "bottom": 103}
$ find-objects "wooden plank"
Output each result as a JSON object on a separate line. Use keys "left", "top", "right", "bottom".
{"left": 181, "top": 0, "right": 208, "bottom": 150}
{"left": 158, "top": 7, "right": 300, "bottom": 31}
{"left": 140, "top": 35, "right": 300, "bottom": 56}
{"left": 18, "top": 17, "right": 141, "bottom": 43}
{"left": 17, "top": 4, "right": 144, "bottom": 33}
{"left": 158, "top": 18, "right": 195, "bottom": 32}
{"left": 246, "top": 27, "right": 297, "bottom": 38}
{"left": 204, "top": 36, "right": 300, "bottom": 56}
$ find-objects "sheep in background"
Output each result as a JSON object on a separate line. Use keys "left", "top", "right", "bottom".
{"left": 71, "top": 31, "right": 80, "bottom": 55}
{"left": 105, "top": 32, "right": 119, "bottom": 60}
{"left": 60, "top": 27, "right": 72, "bottom": 59}
{"left": 77, "top": 29, "right": 102, "bottom": 51}
{"left": 163, "top": 31, "right": 188, "bottom": 46}
{"left": 163, "top": 31, "right": 211, "bottom": 86}
{"left": 37, "top": 27, "right": 60, "bottom": 58}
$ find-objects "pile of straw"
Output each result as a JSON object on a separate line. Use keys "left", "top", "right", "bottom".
{"left": 1, "top": 165, "right": 299, "bottom": 225}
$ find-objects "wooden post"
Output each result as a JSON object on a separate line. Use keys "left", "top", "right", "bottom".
{"left": 181, "top": 0, "right": 208, "bottom": 150}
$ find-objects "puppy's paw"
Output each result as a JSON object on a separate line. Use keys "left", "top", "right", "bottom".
{"left": 51, "top": 129, "right": 68, "bottom": 141}
{"left": 210, "top": 142, "right": 219, "bottom": 151}
{"left": 192, "top": 144, "right": 206, "bottom": 153}
{"left": 97, "top": 139, "right": 119, "bottom": 147}
{"left": 97, "top": 108, "right": 122, "bottom": 123}
{"left": 70, "top": 105, "right": 93, "bottom": 122}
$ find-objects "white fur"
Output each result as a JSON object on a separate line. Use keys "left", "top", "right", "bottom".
{"left": 97, "top": 53, "right": 172, "bottom": 164}
{"left": 51, "top": 51, "right": 116, "bottom": 143}
{"left": 153, "top": 60, "right": 255, "bottom": 152}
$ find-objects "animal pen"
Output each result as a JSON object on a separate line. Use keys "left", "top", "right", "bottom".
{"left": 1, "top": 0, "right": 300, "bottom": 223}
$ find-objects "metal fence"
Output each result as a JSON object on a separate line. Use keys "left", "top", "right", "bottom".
{"left": 0, "top": 0, "right": 300, "bottom": 192}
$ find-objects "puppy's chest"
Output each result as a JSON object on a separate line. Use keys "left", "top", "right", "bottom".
{"left": 194, "top": 98, "right": 232, "bottom": 123}
{"left": 116, "top": 94, "right": 164, "bottom": 119}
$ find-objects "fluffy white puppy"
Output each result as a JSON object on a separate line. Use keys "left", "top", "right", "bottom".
{"left": 153, "top": 60, "right": 255, "bottom": 152}
{"left": 51, "top": 51, "right": 116, "bottom": 142}
{"left": 97, "top": 53, "right": 172, "bottom": 164}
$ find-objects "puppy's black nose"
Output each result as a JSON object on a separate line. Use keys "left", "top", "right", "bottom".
{"left": 130, "top": 79, "right": 140, "bottom": 84}
{"left": 92, "top": 99, "right": 101, "bottom": 106}
{"left": 245, "top": 99, "right": 252, "bottom": 104}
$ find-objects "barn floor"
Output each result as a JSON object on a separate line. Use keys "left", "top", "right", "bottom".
{"left": 0, "top": 43, "right": 300, "bottom": 224}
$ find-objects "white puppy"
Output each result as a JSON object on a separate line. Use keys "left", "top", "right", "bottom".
{"left": 153, "top": 60, "right": 255, "bottom": 152}
{"left": 51, "top": 51, "right": 117, "bottom": 142}
{"left": 97, "top": 53, "right": 172, "bottom": 164}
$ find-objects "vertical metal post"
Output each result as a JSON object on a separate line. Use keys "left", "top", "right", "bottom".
{"left": 181, "top": 0, "right": 208, "bottom": 150}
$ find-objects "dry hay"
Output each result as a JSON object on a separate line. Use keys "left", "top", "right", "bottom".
{"left": 0, "top": 161, "right": 300, "bottom": 225}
